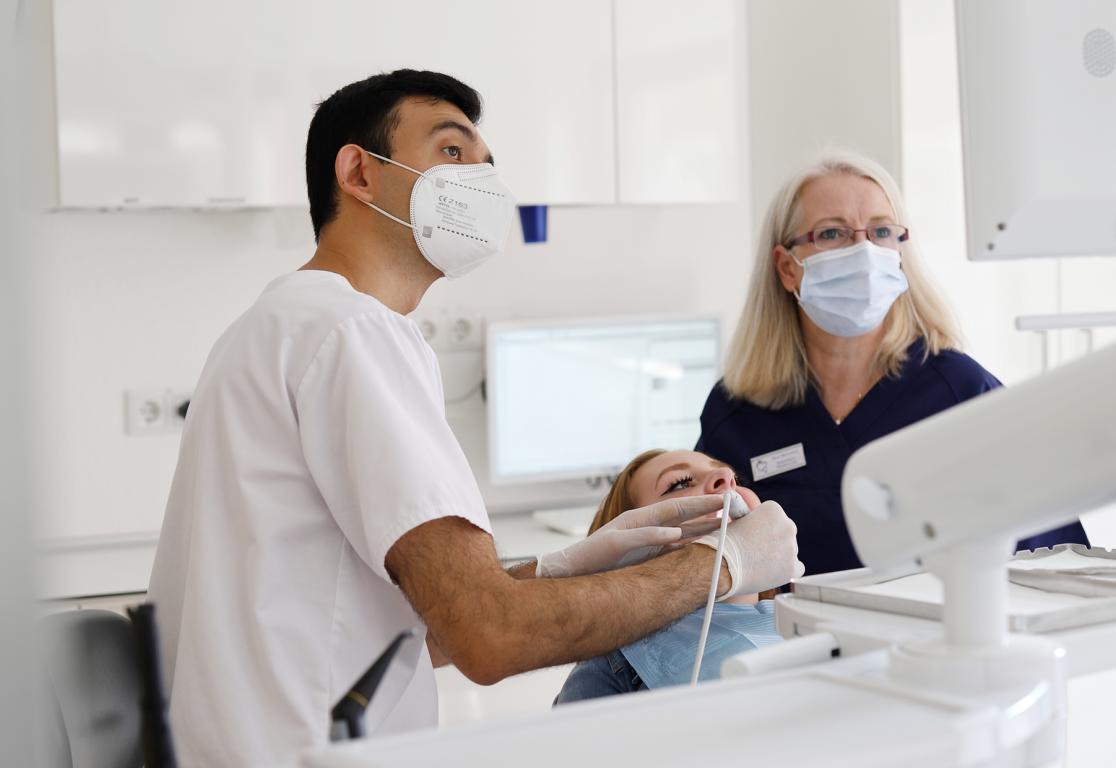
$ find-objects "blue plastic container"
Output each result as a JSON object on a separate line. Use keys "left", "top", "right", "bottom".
{"left": 518, "top": 205, "right": 548, "bottom": 244}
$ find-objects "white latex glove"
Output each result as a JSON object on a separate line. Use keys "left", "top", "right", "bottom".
{"left": 695, "top": 500, "right": 805, "bottom": 601}
{"left": 535, "top": 494, "right": 729, "bottom": 578}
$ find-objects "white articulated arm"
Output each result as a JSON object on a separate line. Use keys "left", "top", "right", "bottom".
{"left": 843, "top": 343, "right": 1116, "bottom": 576}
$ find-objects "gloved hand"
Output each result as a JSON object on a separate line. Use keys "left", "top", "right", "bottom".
{"left": 535, "top": 494, "right": 730, "bottom": 578}
{"left": 695, "top": 499, "right": 805, "bottom": 601}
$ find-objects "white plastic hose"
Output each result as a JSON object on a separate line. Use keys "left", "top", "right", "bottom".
{"left": 691, "top": 492, "right": 734, "bottom": 686}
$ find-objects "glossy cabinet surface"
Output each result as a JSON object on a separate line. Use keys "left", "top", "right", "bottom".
{"left": 296, "top": 0, "right": 617, "bottom": 206}
{"left": 614, "top": 0, "right": 739, "bottom": 203}
{"left": 53, "top": 0, "right": 308, "bottom": 207}
{"left": 52, "top": 1, "right": 735, "bottom": 208}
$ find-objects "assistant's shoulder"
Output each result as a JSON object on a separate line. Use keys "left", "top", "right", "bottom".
{"left": 923, "top": 346, "right": 1002, "bottom": 403}
{"left": 698, "top": 379, "right": 758, "bottom": 436}
{"left": 700, "top": 379, "right": 733, "bottom": 421}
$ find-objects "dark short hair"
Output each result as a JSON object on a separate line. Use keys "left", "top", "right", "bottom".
{"left": 305, "top": 69, "right": 482, "bottom": 242}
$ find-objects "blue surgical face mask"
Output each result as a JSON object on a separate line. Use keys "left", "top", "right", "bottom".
{"left": 792, "top": 240, "right": 909, "bottom": 337}
{"left": 620, "top": 601, "right": 782, "bottom": 689}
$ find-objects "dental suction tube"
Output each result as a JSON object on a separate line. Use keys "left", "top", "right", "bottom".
{"left": 691, "top": 491, "right": 748, "bottom": 686}
{"left": 843, "top": 343, "right": 1116, "bottom": 574}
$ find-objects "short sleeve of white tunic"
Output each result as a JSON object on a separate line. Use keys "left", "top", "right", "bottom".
{"left": 296, "top": 304, "right": 491, "bottom": 581}
{"left": 147, "top": 271, "right": 493, "bottom": 766}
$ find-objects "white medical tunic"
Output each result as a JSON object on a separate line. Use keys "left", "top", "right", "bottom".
{"left": 147, "top": 270, "right": 492, "bottom": 767}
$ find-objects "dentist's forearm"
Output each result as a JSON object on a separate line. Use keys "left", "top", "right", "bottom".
{"left": 471, "top": 546, "right": 729, "bottom": 681}
{"left": 388, "top": 517, "right": 728, "bottom": 686}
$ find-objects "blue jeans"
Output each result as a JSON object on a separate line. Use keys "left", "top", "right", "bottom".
{"left": 554, "top": 650, "right": 646, "bottom": 705}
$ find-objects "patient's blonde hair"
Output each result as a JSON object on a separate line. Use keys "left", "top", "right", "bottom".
{"left": 724, "top": 150, "right": 962, "bottom": 409}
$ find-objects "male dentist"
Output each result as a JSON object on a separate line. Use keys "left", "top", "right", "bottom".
{"left": 148, "top": 69, "right": 803, "bottom": 767}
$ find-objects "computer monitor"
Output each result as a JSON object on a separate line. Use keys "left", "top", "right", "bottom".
{"left": 956, "top": 0, "right": 1116, "bottom": 260}
{"left": 486, "top": 315, "right": 720, "bottom": 484}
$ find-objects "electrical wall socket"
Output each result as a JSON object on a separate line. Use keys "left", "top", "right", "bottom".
{"left": 413, "top": 310, "right": 486, "bottom": 353}
{"left": 124, "top": 389, "right": 193, "bottom": 436}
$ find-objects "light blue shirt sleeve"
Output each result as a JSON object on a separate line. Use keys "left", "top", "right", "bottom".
{"left": 619, "top": 600, "right": 782, "bottom": 689}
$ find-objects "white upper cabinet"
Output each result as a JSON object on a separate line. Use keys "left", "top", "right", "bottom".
{"left": 614, "top": 0, "right": 740, "bottom": 204}
{"left": 52, "top": 1, "right": 735, "bottom": 208}
{"left": 53, "top": 0, "right": 308, "bottom": 207}
{"left": 52, "top": 0, "right": 616, "bottom": 208}
{"left": 296, "top": 0, "right": 617, "bottom": 206}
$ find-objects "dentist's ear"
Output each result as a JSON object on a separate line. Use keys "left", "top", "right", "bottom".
{"left": 334, "top": 144, "right": 382, "bottom": 205}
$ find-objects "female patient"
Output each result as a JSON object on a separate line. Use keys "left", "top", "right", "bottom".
{"left": 555, "top": 449, "right": 784, "bottom": 704}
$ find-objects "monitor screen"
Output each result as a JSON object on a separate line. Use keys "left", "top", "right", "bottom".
{"left": 486, "top": 316, "right": 720, "bottom": 484}
{"left": 957, "top": 0, "right": 1116, "bottom": 260}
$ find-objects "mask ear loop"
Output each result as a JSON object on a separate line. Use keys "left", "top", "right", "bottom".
{"left": 790, "top": 248, "right": 806, "bottom": 303}
{"left": 362, "top": 200, "right": 414, "bottom": 231}
{"left": 364, "top": 149, "right": 423, "bottom": 177}
{"left": 361, "top": 149, "right": 424, "bottom": 231}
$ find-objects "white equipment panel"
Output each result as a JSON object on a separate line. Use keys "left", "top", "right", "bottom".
{"left": 957, "top": 0, "right": 1116, "bottom": 259}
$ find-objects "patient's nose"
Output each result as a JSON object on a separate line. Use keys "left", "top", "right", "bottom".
{"left": 703, "top": 467, "right": 736, "bottom": 494}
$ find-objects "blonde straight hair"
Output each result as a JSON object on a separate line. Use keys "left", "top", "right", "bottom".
{"left": 723, "top": 150, "right": 963, "bottom": 409}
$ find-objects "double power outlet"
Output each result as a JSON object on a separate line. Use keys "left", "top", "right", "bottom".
{"left": 413, "top": 310, "right": 488, "bottom": 353}
{"left": 124, "top": 389, "right": 192, "bottom": 436}
{"left": 413, "top": 310, "right": 493, "bottom": 404}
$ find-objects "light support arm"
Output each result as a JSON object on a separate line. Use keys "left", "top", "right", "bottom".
{"left": 843, "top": 342, "right": 1116, "bottom": 583}
{"left": 838, "top": 343, "right": 1116, "bottom": 721}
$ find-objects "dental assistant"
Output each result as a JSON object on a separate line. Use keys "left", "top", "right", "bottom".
{"left": 147, "top": 69, "right": 803, "bottom": 767}
{"left": 696, "top": 151, "right": 1088, "bottom": 577}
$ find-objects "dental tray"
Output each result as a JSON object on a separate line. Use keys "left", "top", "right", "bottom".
{"left": 791, "top": 544, "right": 1116, "bottom": 633}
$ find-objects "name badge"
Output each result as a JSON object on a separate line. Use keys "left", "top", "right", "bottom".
{"left": 750, "top": 443, "right": 806, "bottom": 482}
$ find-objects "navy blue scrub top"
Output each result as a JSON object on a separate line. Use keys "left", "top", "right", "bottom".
{"left": 696, "top": 339, "right": 1089, "bottom": 576}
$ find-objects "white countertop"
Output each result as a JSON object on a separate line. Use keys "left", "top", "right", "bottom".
{"left": 38, "top": 509, "right": 590, "bottom": 600}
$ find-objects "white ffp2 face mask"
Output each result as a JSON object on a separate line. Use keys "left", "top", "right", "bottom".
{"left": 793, "top": 240, "right": 909, "bottom": 337}
{"left": 362, "top": 150, "right": 517, "bottom": 278}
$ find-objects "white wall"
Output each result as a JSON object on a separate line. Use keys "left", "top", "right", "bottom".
{"left": 3, "top": 0, "right": 42, "bottom": 762}
{"left": 29, "top": 3, "right": 753, "bottom": 594}
{"left": 748, "top": 0, "right": 903, "bottom": 223}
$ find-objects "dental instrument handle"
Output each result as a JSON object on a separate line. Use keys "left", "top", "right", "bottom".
{"left": 330, "top": 629, "right": 415, "bottom": 741}
{"left": 127, "top": 603, "right": 178, "bottom": 768}
{"left": 691, "top": 492, "right": 734, "bottom": 686}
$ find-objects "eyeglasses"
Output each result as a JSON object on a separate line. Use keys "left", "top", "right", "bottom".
{"left": 784, "top": 224, "right": 910, "bottom": 251}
